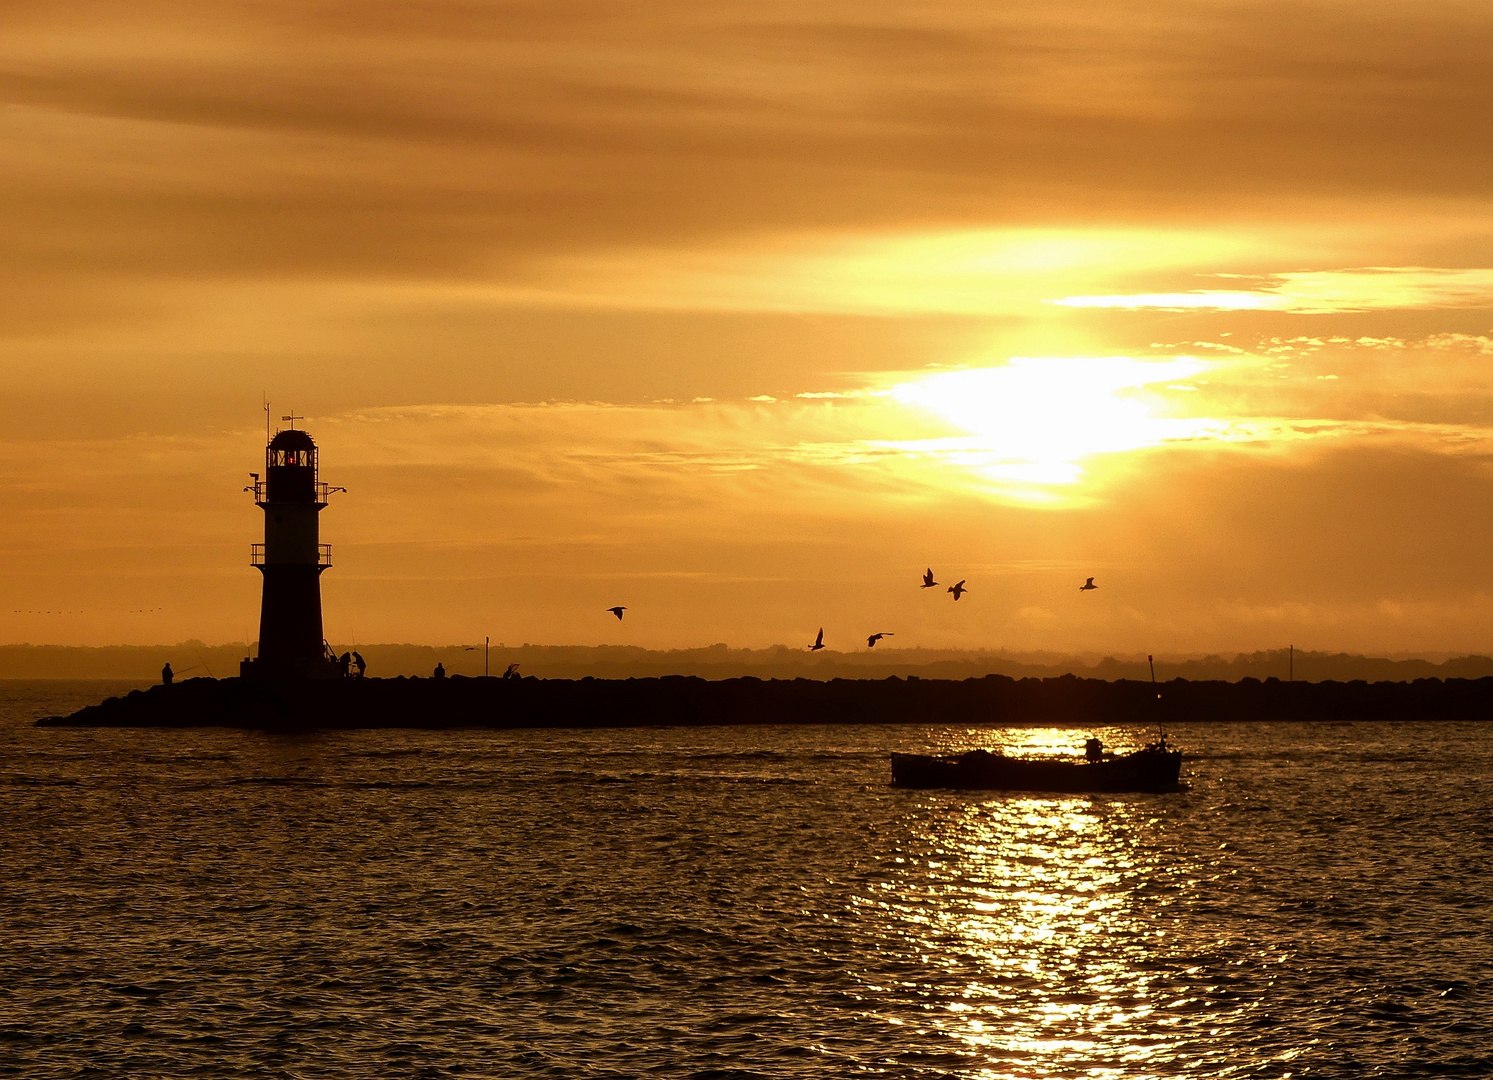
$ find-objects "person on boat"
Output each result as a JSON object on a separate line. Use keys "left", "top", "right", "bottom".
{"left": 433, "top": 662, "right": 446, "bottom": 679}
{"left": 352, "top": 651, "right": 366, "bottom": 678}
{"left": 338, "top": 652, "right": 352, "bottom": 678}
{"left": 161, "top": 662, "right": 173, "bottom": 686}
{"left": 1085, "top": 737, "right": 1104, "bottom": 762}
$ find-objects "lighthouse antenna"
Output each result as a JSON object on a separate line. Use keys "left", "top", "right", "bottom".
{"left": 263, "top": 394, "right": 271, "bottom": 443}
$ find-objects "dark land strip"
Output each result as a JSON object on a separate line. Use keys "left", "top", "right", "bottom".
{"left": 34, "top": 674, "right": 1493, "bottom": 730}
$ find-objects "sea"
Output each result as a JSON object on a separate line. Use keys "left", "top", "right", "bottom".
{"left": 2, "top": 680, "right": 1490, "bottom": 1079}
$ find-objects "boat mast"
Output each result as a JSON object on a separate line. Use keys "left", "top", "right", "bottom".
{"left": 1149, "top": 653, "right": 1165, "bottom": 748}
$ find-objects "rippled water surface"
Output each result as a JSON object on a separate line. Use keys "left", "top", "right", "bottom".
{"left": 3, "top": 680, "right": 1491, "bottom": 1078}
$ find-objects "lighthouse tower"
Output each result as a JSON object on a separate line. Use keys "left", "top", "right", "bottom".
{"left": 242, "top": 425, "right": 340, "bottom": 680}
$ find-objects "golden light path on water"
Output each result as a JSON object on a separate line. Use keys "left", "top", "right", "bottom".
{"left": 855, "top": 730, "right": 1198, "bottom": 1079}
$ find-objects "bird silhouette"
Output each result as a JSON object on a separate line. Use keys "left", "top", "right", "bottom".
{"left": 920, "top": 567, "right": 938, "bottom": 588}
{"left": 948, "top": 580, "right": 967, "bottom": 600}
{"left": 867, "top": 632, "right": 894, "bottom": 647}
{"left": 607, "top": 606, "right": 627, "bottom": 620}
{"left": 809, "top": 627, "right": 825, "bottom": 652}
{"left": 1079, "top": 577, "right": 1097, "bottom": 592}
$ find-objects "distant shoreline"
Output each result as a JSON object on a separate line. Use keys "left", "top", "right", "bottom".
{"left": 8, "top": 643, "right": 1493, "bottom": 684}
{"left": 36, "top": 672, "right": 1493, "bottom": 730}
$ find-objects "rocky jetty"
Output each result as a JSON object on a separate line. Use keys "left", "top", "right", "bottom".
{"left": 34, "top": 673, "right": 1493, "bottom": 730}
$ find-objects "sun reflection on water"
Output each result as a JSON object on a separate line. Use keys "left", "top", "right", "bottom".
{"left": 859, "top": 765, "right": 1194, "bottom": 1078}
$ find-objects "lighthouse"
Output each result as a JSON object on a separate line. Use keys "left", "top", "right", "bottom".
{"left": 242, "top": 425, "right": 340, "bottom": 680}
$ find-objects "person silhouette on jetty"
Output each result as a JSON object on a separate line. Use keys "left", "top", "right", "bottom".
{"left": 920, "top": 567, "right": 938, "bottom": 588}
{"left": 1080, "top": 577, "right": 1098, "bottom": 591}
{"left": 948, "top": 580, "right": 967, "bottom": 600}
{"left": 867, "top": 632, "right": 893, "bottom": 647}
{"left": 352, "top": 651, "right": 366, "bottom": 678}
{"left": 161, "top": 662, "right": 173, "bottom": 686}
{"left": 433, "top": 662, "right": 446, "bottom": 679}
{"left": 809, "top": 628, "right": 825, "bottom": 652}
{"left": 607, "top": 606, "right": 627, "bottom": 620}
{"left": 503, "top": 663, "right": 520, "bottom": 679}
{"left": 338, "top": 652, "right": 351, "bottom": 678}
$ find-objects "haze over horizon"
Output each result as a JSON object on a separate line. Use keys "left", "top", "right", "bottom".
{"left": 6, "top": 1, "right": 1493, "bottom": 655}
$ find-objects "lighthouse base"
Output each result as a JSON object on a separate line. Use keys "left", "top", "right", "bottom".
{"left": 240, "top": 656, "right": 343, "bottom": 682}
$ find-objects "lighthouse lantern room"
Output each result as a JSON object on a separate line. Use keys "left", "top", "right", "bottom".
{"left": 242, "top": 426, "right": 340, "bottom": 680}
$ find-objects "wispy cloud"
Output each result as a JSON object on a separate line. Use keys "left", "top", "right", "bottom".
{"left": 305, "top": 356, "right": 1493, "bottom": 513}
{"left": 479, "top": 227, "right": 1266, "bottom": 315}
{"left": 1054, "top": 267, "right": 1493, "bottom": 314}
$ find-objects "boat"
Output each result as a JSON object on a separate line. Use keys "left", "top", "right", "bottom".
{"left": 891, "top": 653, "right": 1183, "bottom": 794}
{"left": 891, "top": 740, "right": 1183, "bottom": 793}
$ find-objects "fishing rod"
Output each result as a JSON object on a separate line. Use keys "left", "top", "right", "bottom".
{"left": 192, "top": 647, "right": 216, "bottom": 679}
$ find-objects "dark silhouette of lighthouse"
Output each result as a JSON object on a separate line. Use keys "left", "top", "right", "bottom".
{"left": 242, "top": 424, "right": 340, "bottom": 680}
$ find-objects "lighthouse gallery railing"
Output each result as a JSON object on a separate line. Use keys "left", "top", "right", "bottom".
{"left": 250, "top": 544, "right": 332, "bottom": 568}
{"left": 248, "top": 479, "right": 333, "bottom": 506}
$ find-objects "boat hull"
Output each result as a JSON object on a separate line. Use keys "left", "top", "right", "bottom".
{"left": 891, "top": 747, "right": 1183, "bottom": 793}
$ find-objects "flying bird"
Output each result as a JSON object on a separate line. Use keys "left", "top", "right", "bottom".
{"left": 1079, "top": 577, "right": 1097, "bottom": 592}
{"left": 867, "top": 632, "right": 894, "bottom": 647}
{"left": 947, "top": 580, "right": 967, "bottom": 601}
{"left": 607, "top": 606, "right": 627, "bottom": 620}
{"left": 809, "top": 628, "right": 825, "bottom": 652}
{"left": 920, "top": 568, "right": 938, "bottom": 589}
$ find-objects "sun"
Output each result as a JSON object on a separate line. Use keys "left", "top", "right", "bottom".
{"left": 887, "top": 356, "right": 1217, "bottom": 493}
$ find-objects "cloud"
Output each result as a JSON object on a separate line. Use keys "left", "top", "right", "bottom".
{"left": 309, "top": 360, "right": 1493, "bottom": 520}
{"left": 3, "top": 0, "right": 1493, "bottom": 304}
{"left": 490, "top": 227, "right": 1272, "bottom": 315}
{"left": 1426, "top": 332, "right": 1493, "bottom": 354}
{"left": 1054, "top": 267, "right": 1493, "bottom": 313}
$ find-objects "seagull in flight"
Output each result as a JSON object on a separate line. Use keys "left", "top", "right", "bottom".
{"left": 867, "top": 632, "right": 894, "bottom": 647}
{"left": 920, "top": 568, "right": 938, "bottom": 589}
{"left": 809, "top": 628, "right": 825, "bottom": 652}
{"left": 947, "top": 580, "right": 967, "bottom": 601}
{"left": 607, "top": 606, "right": 627, "bottom": 620}
{"left": 1079, "top": 577, "right": 1097, "bottom": 592}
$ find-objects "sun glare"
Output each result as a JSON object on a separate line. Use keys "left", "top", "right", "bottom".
{"left": 1052, "top": 291, "right": 1275, "bottom": 311}
{"left": 1053, "top": 268, "right": 1493, "bottom": 314}
{"left": 511, "top": 227, "right": 1266, "bottom": 316}
{"left": 887, "top": 356, "right": 1217, "bottom": 496}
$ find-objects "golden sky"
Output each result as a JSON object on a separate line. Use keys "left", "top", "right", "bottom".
{"left": 5, "top": 0, "right": 1493, "bottom": 653}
